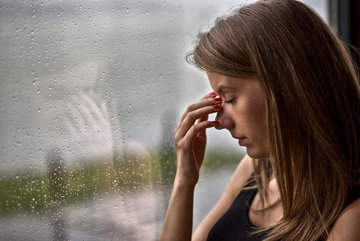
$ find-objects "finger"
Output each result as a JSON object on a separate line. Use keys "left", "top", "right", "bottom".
{"left": 174, "top": 92, "right": 220, "bottom": 135}
{"left": 197, "top": 116, "right": 213, "bottom": 139}
{"left": 178, "top": 91, "right": 219, "bottom": 124}
{"left": 176, "top": 101, "right": 220, "bottom": 136}
{"left": 176, "top": 96, "right": 221, "bottom": 134}
{"left": 79, "top": 91, "right": 103, "bottom": 124}
{"left": 175, "top": 105, "right": 220, "bottom": 140}
{"left": 180, "top": 121, "right": 218, "bottom": 149}
{"left": 67, "top": 101, "right": 86, "bottom": 134}
{"left": 200, "top": 91, "right": 216, "bottom": 100}
{"left": 63, "top": 116, "right": 78, "bottom": 137}
{"left": 197, "top": 114, "right": 209, "bottom": 124}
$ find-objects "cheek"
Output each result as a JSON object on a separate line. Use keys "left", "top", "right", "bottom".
{"left": 240, "top": 93, "right": 268, "bottom": 138}
{"left": 250, "top": 101, "right": 269, "bottom": 152}
{"left": 236, "top": 98, "right": 266, "bottom": 124}
{"left": 252, "top": 105, "right": 267, "bottom": 129}
{"left": 249, "top": 90, "right": 267, "bottom": 127}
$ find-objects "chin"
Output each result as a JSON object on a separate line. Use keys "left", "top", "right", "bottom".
{"left": 246, "top": 147, "right": 270, "bottom": 159}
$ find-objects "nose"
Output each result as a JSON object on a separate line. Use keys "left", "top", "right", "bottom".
{"left": 214, "top": 108, "right": 234, "bottom": 130}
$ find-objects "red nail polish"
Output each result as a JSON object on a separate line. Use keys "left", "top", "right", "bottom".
{"left": 209, "top": 91, "right": 216, "bottom": 96}
{"left": 213, "top": 105, "right": 221, "bottom": 109}
{"left": 211, "top": 121, "right": 219, "bottom": 125}
{"left": 214, "top": 97, "right": 222, "bottom": 101}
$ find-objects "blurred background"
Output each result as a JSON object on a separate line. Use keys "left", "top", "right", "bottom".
{"left": 0, "top": 0, "right": 358, "bottom": 240}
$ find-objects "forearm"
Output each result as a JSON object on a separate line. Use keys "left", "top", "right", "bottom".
{"left": 160, "top": 180, "right": 195, "bottom": 241}
{"left": 160, "top": 91, "right": 220, "bottom": 240}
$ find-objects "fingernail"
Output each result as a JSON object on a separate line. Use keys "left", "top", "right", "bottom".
{"left": 213, "top": 104, "right": 221, "bottom": 109}
{"left": 214, "top": 97, "right": 222, "bottom": 101}
{"left": 211, "top": 121, "right": 219, "bottom": 125}
{"left": 209, "top": 91, "right": 216, "bottom": 96}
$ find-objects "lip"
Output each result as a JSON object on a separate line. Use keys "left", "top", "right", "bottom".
{"left": 238, "top": 137, "right": 246, "bottom": 146}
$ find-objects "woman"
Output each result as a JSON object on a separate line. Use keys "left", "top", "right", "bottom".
{"left": 160, "top": 0, "right": 360, "bottom": 240}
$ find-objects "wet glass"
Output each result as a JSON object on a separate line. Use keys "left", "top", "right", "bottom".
{"left": 0, "top": 0, "right": 328, "bottom": 240}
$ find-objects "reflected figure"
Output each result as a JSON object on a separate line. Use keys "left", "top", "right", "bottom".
{"left": 58, "top": 61, "right": 115, "bottom": 164}
{"left": 51, "top": 61, "right": 158, "bottom": 240}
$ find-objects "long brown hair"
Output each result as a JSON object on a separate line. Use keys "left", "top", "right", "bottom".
{"left": 187, "top": 0, "right": 360, "bottom": 240}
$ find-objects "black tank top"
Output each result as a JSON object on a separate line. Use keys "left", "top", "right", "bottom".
{"left": 207, "top": 177, "right": 360, "bottom": 241}
{"left": 207, "top": 177, "right": 266, "bottom": 241}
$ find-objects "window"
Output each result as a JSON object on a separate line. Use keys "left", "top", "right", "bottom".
{"left": 0, "top": 0, "right": 329, "bottom": 240}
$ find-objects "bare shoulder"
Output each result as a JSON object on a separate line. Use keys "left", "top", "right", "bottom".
{"left": 327, "top": 198, "right": 360, "bottom": 241}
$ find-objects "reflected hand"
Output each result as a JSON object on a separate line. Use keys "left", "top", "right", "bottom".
{"left": 174, "top": 91, "right": 222, "bottom": 186}
{"left": 64, "top": 91, "right": 114, "bottom": 161}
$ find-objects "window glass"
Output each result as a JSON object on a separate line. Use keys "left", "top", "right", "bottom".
{"left": 0, "top": 0, "right": 328, "bottom": 240}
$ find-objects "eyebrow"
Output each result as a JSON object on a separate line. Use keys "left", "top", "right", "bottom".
{"left": 217, "top": 85, "right": 233, "bottom": 95}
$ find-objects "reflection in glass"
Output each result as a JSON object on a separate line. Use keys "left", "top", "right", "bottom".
{"left": 0, "top": 0, "right": 328, "bottom": 240}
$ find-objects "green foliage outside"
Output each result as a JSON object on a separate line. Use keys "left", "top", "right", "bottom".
{"left": 0, "top": 148, "right": 243, "bottom": 215}
{"left": 202, "top": 149, "right": 245, "bottom": 173}
{"left": 0, "top": 156, "right": 155, "bottom": 214}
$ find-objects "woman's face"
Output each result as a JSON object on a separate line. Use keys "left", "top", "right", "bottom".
{"left": 207, "top": 72, "right": 269, "bottom": 159}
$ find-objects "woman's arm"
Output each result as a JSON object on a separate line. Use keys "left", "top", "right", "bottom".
{"left": 192, "top": 155, "right": 254, "bottom": 241}
{"left": 159, "top": 92, "right": 221, "bottom": 241}
{"left": 159, "top": 176, "right": 196, "bottom": 241}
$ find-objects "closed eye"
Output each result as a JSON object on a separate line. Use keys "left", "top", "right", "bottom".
{"left": 225, "top": 98, "right": 235, "bottom": 104}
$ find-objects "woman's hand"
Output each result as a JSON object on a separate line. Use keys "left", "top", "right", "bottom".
{"left": 160, "top": 91, "right": 222, "bottom": 241}
{"left": 174, "top": 91, "right": 222, "bottom": 186}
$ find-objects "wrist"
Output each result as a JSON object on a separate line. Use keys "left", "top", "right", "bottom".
{"left": 174, "top": 175, "right": 197, "bottom": 190}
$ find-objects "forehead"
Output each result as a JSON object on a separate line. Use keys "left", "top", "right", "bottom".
{"left": 206, "top": 72, "right": 246, "bottom": 94}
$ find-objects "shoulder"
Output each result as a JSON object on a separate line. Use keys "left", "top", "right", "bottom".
{"left": 327, "top": 198, "right": 360, "bottom": 241}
